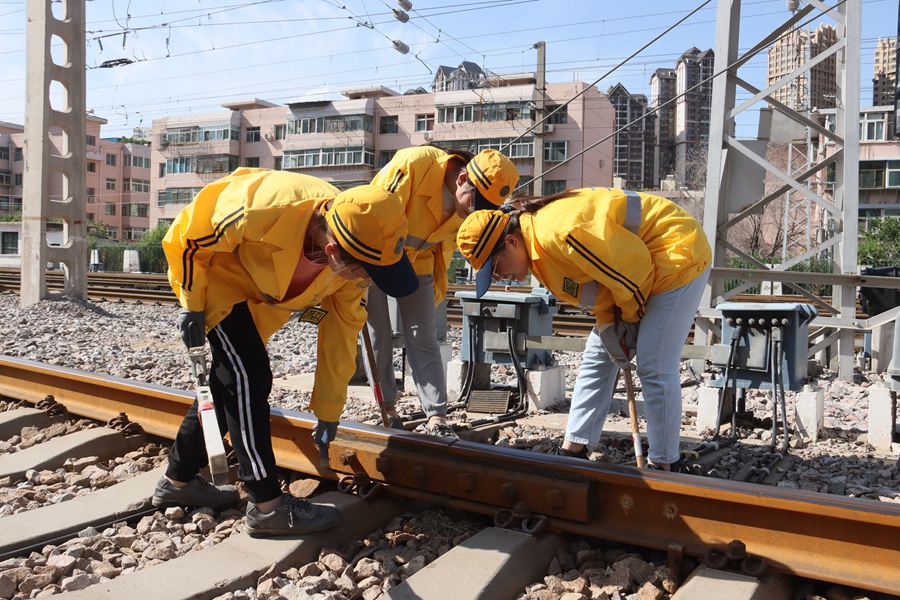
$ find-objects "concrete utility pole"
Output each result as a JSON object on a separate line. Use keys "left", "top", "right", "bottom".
{"left": 532, "top": 41, "right": 546, "bottom": 196}
{"left": 701, "top": 0, "right": 861, "bottom": 381}
{"left": 22, "top": 0, "right": 88, "bottom": 306}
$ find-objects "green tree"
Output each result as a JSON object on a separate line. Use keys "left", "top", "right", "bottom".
{"left": 139, "top": 223, "right": 169, "bottom": 249}
{"left": 859, "top": 218, "right": 900, "bottom": 267}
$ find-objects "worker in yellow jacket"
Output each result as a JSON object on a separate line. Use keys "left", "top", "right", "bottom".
{"left": 369, "top": 145, "right": 519, "bottom": 438}
{"left": 154, "top": 168, "right": 418, "bottom": 535}
{"left": 457, "top": 187, "right": 711, "bottom": 469}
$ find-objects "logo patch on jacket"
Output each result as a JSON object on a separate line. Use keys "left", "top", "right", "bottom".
{"left": 297, "top": 307, "right": 327, "bottom": 325}
{"left": 562, "top": 277, "right": 580, "bottom": 297}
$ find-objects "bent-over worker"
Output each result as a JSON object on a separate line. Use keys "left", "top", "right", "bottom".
{"left": 368, "top": 145, "right": 519, "bottom": 438}
{"left": 154, "top": 168, "right": 417, "bottom": 535}
{"left": 456, "top": 187, "right": 711, "bottom": 469}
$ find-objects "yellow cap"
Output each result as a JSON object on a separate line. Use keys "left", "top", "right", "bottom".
{"left": 466, "top": 149, "right": 519, "bottom": 208}
{"left": 326, "top": 185, "right": 418, "bottom": 297}
{"left": 456, "top": 210, "right": 511, "bottom": 271}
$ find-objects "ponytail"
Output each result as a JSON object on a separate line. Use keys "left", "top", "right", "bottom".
{"left": 503, "top": 189, "right": 580, "bottom": 214}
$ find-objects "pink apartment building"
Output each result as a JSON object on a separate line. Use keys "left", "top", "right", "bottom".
{"left": 150, "top": 76, "right": 614, "bottom": 228}
{"left": 0, "top": 115, "right": 151, "bottom": 258}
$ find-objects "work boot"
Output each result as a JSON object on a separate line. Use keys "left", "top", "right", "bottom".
{"left": 245, "top": 494, "right": 341, "bottom": 537}
{"left": 152, "top": 476, "right": 239, "bottom": 509}
{"left": 554, "top": 445, "right": 589, "bottom": 460}
{"left": 424, "top": 418, "right": 459, "bottom": 441}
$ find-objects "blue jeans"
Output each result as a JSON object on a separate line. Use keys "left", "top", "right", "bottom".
{"left": 564, "top": 268, "right": 710, "bottom": 464}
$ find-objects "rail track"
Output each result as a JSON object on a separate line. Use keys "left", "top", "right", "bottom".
{"left": 0, "top": 355, "right": 897, "bottom": 597}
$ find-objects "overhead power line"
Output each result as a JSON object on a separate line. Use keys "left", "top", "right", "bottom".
{"left": 519, "top": 0, "right": 850, "bottom": 191}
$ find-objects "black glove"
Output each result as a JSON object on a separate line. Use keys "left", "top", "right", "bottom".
{"left": 176, "top": 309, "right": 205, "bottom": 349}
{"left": 312, "top": 419, "right": 339, "bottom": 462}
{"left": 598, "top": 320, "right": 639, "bottom": 368}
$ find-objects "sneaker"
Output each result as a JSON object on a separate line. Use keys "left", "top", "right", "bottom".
{"left": 245, "top": 494, "right": 341, "bottom": 537}
{"left": 152, "top": 476, "right": 239, "bottom": 509}
{"left": 385, "top": 412, "right": 405, "bottom": 430}
{"left": 553, "top": 445, "right": 589, "bottom": 460}
{"left": 424, "top": 420, "right": 459, "bottom": 441}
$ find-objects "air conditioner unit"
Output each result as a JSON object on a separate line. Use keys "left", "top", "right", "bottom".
{"left": 264, "top": 132, "right": 274, "bottom": 141}
{"left": 423, "top": 131, "right": 434, "bottom": 141}
{"left": 543, "top": 124, "right": 554, "bottom": 134}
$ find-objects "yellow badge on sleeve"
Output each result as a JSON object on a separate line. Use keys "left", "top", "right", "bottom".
{"left": 562, "top": 277, "right": 580, "bottom": 298}
{"left": 297, "top": 307, "right": 328, "bottom": 325}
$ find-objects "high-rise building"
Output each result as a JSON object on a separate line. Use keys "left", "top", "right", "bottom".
{"left": 151, "top": 77, "right": 615, "bottom": 229}
{"left": 873, "top": 37, "right": 897, "bottom": 107}
{"left": 674, "top": 47, "right": 714, "bottom": 184}
{"left": 650, "top": 68, "right": 677, "bottom": 186}
{"left": 607, "top": 84, "right": 655, "bottom": 189}
{"left": 766, "top": 24, "right": 837, "bottom": 111}
{"left": 0, "top": 116, "right": 151, "bottom": 245}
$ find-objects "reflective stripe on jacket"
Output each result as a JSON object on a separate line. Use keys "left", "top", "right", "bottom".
{"left": 519, "top": 187, "right": 711, "bottom": 325}
{"left": 162, "top": 167, "right": 368, "bottom": 422}
{"left": 371, "top": 146, "right": 465, "bottom": 305}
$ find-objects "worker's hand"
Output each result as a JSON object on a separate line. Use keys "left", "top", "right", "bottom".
{"left": 176, "top": 309, "right": 206, "bottom": 349}
{"left": 597, "top": 321, "right": 639, "bottom": 368}
{"left": 312, "top": 419, "right": 339, "bottom": 463}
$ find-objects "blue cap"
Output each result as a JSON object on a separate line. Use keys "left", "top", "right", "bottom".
{"left": 475, "top": 255, "right": 493, "bottom": 298}
{"left": 363, "top": 251, "right": 419, "bottom": 298}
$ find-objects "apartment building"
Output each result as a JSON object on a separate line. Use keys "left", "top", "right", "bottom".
{"left": 0, "top": 116, "right": 150, "bottom": 256}
{"left": 767, "top": 24, "right": 837, "bottom": 111}
{"left": 674, "top": 47, "right": 714, "bottom": 183}
{"left": 816, "top": 106, "right": 899, "bottom": 233}
{"left": 150, "top": 74, "right": 614, "bottom": 229}
{"left": 607, "top": 84, "right": 655, "bottom": 190}
{"left": 649, "top": 68, "right": 677, "bottom": 187}
{"left": 873, "top": 37, "right": 897, "bottom": 107}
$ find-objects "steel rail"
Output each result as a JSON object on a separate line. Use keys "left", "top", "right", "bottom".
{"left": 0, "top": 355, "right": 897, "bottom": 592}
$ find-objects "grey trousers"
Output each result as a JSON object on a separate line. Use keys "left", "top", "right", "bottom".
{"left": 366, "top": 274, "right": 448, "bottom": 417}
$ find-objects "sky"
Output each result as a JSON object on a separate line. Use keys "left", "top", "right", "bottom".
{"left": 0, "top": 0, "right": 895, "bottom": 138}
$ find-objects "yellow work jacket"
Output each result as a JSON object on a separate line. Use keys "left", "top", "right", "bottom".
{"left": 519, "top": 187, "right": 711, "bottom": 325}
{"left": 371, "top": 146, "right": 465, "bottom": 304}
{"left": 162, "top": 168, "right": 369, "bottom": 422}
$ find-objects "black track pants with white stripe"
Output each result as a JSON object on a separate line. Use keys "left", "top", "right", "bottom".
{"left": 166, "top": 302, "right": 281, "bottom": 503}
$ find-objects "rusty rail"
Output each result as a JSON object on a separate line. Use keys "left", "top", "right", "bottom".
{"left": 0, "top": 355, "right": 897, "bottom": 592}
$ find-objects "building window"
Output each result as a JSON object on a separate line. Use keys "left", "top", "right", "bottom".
{"left": 282, "top": 146, "right": 375, "bottom": 169}
{"left": 123, "top": 178, "right": 150, "bottom": 192}
{"left": 544, "top": 141, "right": 568, "bottom": 162}
{"left": 379, "top": 150, "right": 397, "bottom": 168}
{"left": 87, "top": 161, "right": 96, "bottom": 173}
{"left": 14, "top": 173, "right": 22, "bottom": 186}
{"left": 165, "top": 154, "right": 239, "bottom": 175}
{"left": 106, "top": 153, "right": 116, "bottom": 166}
{"left": 415, "top": 114, "right": 435, "bottom": 132}
{"left": 0, "top": 148, "right": 8, "bottom": 160}
{"left": 287, "top": 114, "right": 373, "bottom": 135}
{"left": 87, "top": 213, "right": 95, "bottom": 221}
{"left": 860, "top": 169, "right": 884, "bottom": 189}
{"left": 275, "top": 124, "right": 286, "bottom": 140}
{"left": 245, "top": 157, "right": 260, "bottom": 168}
{"left": 124, "top": 155, "right": 151, "bottom": 168}
{"left": 158, "top": 163, "right": 166, "bottom": 178}
{"left": 122, "top": 203, "right": 149, "bottom": 217}
{"left": 105, "top": 178, "right": 116, "bottom": 191}
{"left": 1, "top": 231, "right": 18, "bottom": 255}
{"left": 436, "top": 106, "right": 473, "bottom": 123}
{"left": 886, "top": 161, "right": 900, "bottom": 187}
{"left": 104, "top": 204, "right": 116, "bottom": 215}
{"left": 274, "top": 156, "right": 282, "bottom": 170}
{"left": 380, "top": 116, "right": 399, "bottom": 134}
{"left": 547, "top": 105, "right": 568, "bottom": 124}
{"left": 14, "top": 148, "right": 22, "bottom": 161}
{"left": 479, "top": 102, "right": 530, "bottom": 122}
{"left": 0, "top": 172, "right": 8, "bottom": 186}
{"left": 157, "top": 187, "right": 203, "bottom": 206}
{"left": 516, "top": 176, "right": 533, "bottom": 195}
{"left": 163, "top": 124, "right": 239, "bottom": 145}
{"left": 246, "top": 127, "right": 261, "bottom": 143}
{"left": 87, "top": 187, "right": 96, "bottom": 201}
{"left": 860, "top": 112, "right": 886, "bottom": 141}
{"left": 543, "top": 180, "right": 566, "bottom": 194}
{"left": 86, "top": 135, "right": 96, "bottom": 146}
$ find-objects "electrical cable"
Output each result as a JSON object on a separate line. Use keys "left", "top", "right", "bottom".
{"left": 517, "top": 0, "right": 850, "bottom": 191}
